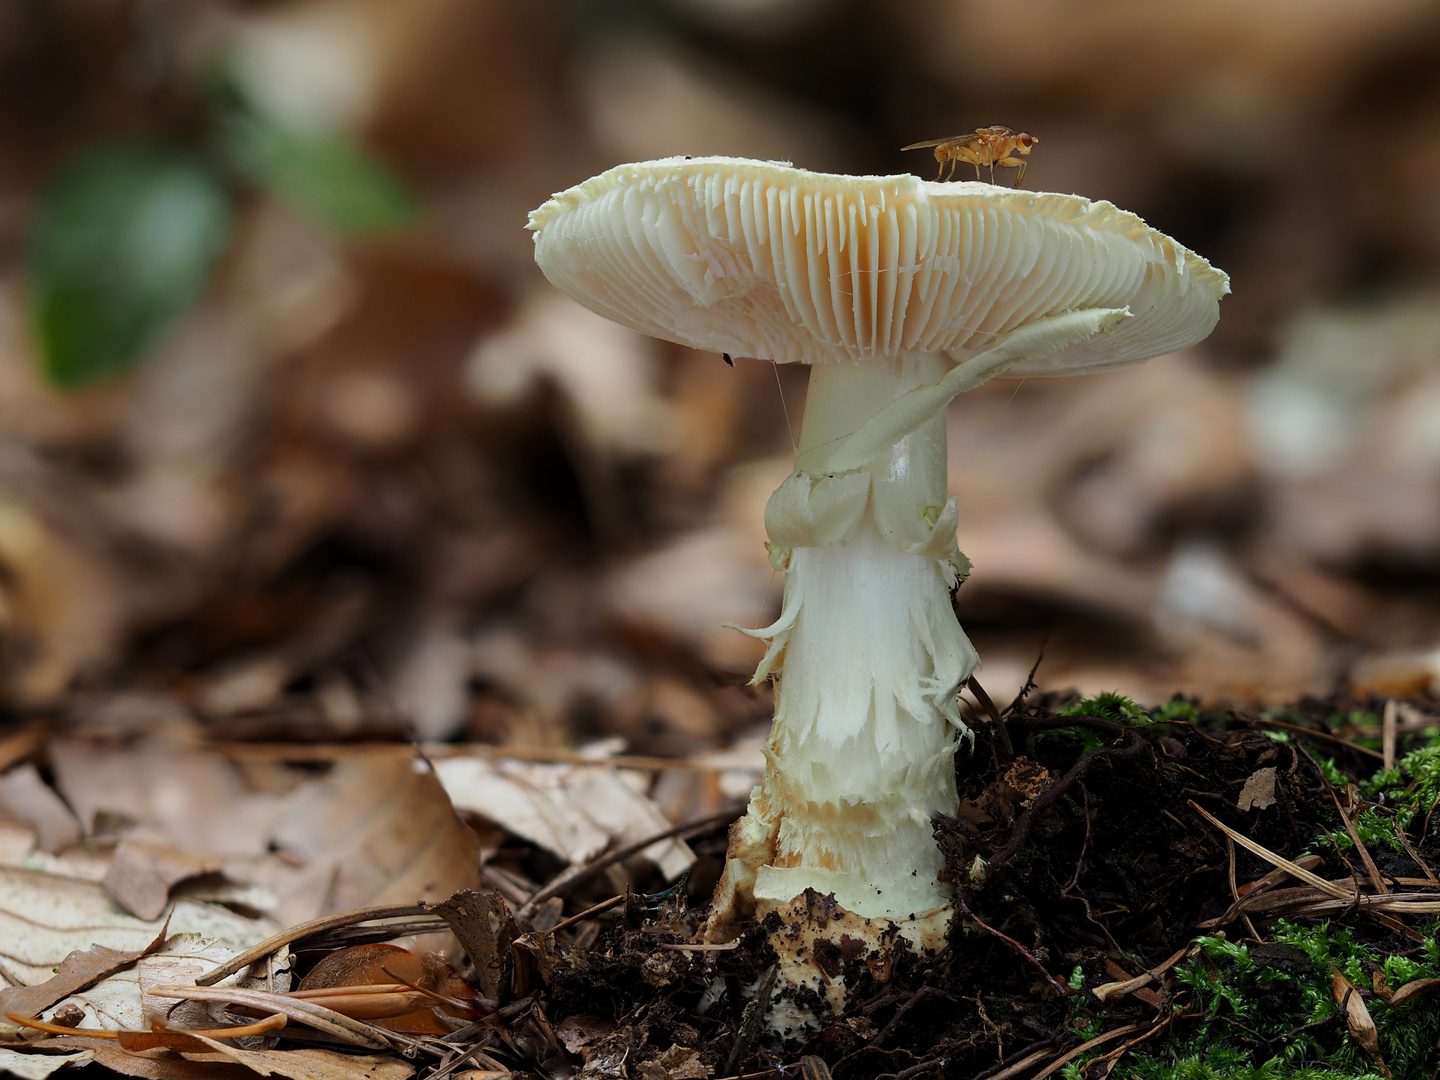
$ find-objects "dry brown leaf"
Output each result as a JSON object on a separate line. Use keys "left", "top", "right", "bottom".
{"left": 88, "top": 1046, "right": 255, "bottom": 1080}
{"left": 182, "top": 1040, "right": 414, "bottom": 1080}
{"left": 1237, "top": 767, "right": 1278, "bottom": 811}
{"left": 104, "top": 839, "right": 228, "bottom": 921}
{"left": 655, "top": 1045, "right": 707, "bottom": 1080}
{"left": 48, "top": 740, "right": 289, "bottom": 860}
{"left": 434, "top": 889, "right": 515, "bottom": 1002}
{"left": 1388, "top": 977, "right": 1440, "bottom": 1007}
{"left": 0, "top": 864, "right": 282, "bottom": 1038}
{"left": 554, "top": 1013, "right": 614, "bottom": 1055}
{"left": 0, "top": 921, "right": 167, "bottom": 1019}
{"left": 0, "top": 763, "right": 81, "bottom": 853}
{"left": 1330, "top": 968, "right": 1390, "bottom": 1078}
{"left": 433, "top": 752, "right": 693, "bottom": 880}
{"left": 263, "top": 749, "right": 481, "bottom": 922}
{"left": 0, "top": 1047, "right": 94, "bottom": 1079}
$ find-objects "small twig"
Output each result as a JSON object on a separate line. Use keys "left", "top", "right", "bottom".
{"left": 542, "top": 894, "right": 626, "bottom": 936}
{"left": 1028, "top": 1021, "right": 1150, "bottom": 1080}
{"left": 1329, "top": 786, "right": 1388, "bottom": 895}
{"left": 196, "top": 903, "right": 434, "bottom": 986}
{"left": 1197, "top": 854, "right": 1324, "bottom": 929}
{"left": 302, "top": 917, "right": 451, "bottom": 953}
{"left": 967, "top": 676, "right": 1012, "bottom": 759}
{"left": 968, "top": 1038, "right": 1057, "bottom": 1080}
{"left": 1188, "top": 801, "right": 1355, "bottom": 901}
{"left": 1422, "top": 789, "right": 1440, "bottom": 847}
{"left": 1061, "top": 783, "right": 1091, "bottom": 893}
{"left": 955, "top": 891, "right": 1070, "bottom": 997}
{"left": 1382, "top": 699, "right": 1398, "bottom": 772}
{"left": 1394, "top": 821, "right": 1439, "bottom": 886}
{"left": 981, "top": 1047, "right": 1054, "bottom": 1080}
{"left": 723, "top": 964, "right": 778, "bottom": 1077}
{"left": 875, "top": 1057, "right": 948, "bottom": 1080}
{"left": 1225, "top": 836, "right": 1263, "bottom": 942}
{"left": 1245, "top": 717, "right": 1385, "bottom": 760}
{"left": 146, "top": 985, "right": 417, "bottom": 1053}
{"left": 1084, "top": 1011, "right": 1176, "bottom": 1077}
{"left": 516, "top": 806, "right": 740, "bottom": 923}
{"left": 988, "top": 734, "right": 1146, "bottom": 873}
{"left": 869, "top": 986, "right": 955, "bottom": 1048}
{"left": 426, "top": 1039, "right": 507, "bottom": 1080}
{"left": 1003, "top": 636, "right": 1047, "bottom": 717}
{"left": 1091, "top": 942, "right": 1195, "bottom": 1003}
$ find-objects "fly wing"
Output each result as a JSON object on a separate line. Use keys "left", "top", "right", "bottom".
{"left": 901, "top": 137, "right": 962, "bottom": 151}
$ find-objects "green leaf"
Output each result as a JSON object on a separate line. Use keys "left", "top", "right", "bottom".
{"left": 222, "top": 112, "right": 417, "bottom": 237}
{"left": 28, "top": 144, "right": 234, "bottom": 389}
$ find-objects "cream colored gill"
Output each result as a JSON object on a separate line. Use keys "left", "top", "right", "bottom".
{"left": 529, "top": 156, "right": 1228, "bottom": 372}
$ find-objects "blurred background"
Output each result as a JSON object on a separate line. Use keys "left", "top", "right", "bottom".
{"left": 3, "top": 0, "right": 1440, "bottom": 762}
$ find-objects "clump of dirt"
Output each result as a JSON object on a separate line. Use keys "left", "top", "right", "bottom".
{"left": 530, "top": 692, "right": 1440, "bottom": 1080}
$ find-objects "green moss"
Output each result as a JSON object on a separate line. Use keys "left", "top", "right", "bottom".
{"left": 1044, "top": 708, "right": 1440, "bottom": 1080}
{"left": 1098, "top": 922, "right": 1440, "bottom": 1079}
{"left": 1040, "top": 692, "right": 1158, "bottom": 751}
{"left": 1151, "top": 698, "right": 1202, "bottom": 724}
{"left": 1360, "top": 728, "right": 1440, "bottom": 831}
{"left": 1057, "top": 691, "right": 1154, "bottom": 726}
{"left": 1325, "top": 807, "right": 1403, "bottom": 855}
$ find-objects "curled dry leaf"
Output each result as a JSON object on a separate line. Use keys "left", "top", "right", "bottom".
{"left": 433, "top": 754, "right": 693, "bottom": 880}
{"left": 0, "top": 763, "right": 82, "bottom": 853}
{"left": 1388, "top": 977, "right": 1440, "bottom": 1007}
{"left": 103, "top": 839, "right": 227, "bottom": 921}
{"left": 1331, "top": 968, "right": 1390, "bottom": 1078}
{"left": 260, "top": 749, "right": 483, "bottom": 923}
{"left": 434, "top": 889, "right": 515, "bottom": 1003}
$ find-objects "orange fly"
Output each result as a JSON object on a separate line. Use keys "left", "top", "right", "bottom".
{"left": 903, "top": 126, "right": 1038, "bottom": 186}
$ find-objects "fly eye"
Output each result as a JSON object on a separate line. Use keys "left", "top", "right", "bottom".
{"left": 1020, "top": 135, "right": 1034, "bottom": 146}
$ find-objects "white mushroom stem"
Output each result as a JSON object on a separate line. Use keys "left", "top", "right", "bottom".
{"left": 710, "top": 309, "right": 1134, "bottom": 938}
{"left": 726, "top": 354, "right": 974, "bottom": 927}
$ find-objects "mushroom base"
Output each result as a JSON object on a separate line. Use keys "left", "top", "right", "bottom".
{"left": 760, "top": 889, "right": 951, "bottom": 1040}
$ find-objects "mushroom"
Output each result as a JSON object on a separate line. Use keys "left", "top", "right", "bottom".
{"left": 528, "top": 156, "right": 1228, "bottom": 1011}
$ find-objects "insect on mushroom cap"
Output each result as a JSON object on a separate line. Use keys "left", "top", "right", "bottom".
{"left": 528, "top": 156, "right": 1229, "bottom": 373}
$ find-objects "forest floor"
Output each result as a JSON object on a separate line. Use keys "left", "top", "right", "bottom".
{"left": 2, "top": 689, "right": 1438, "bottom": 1080}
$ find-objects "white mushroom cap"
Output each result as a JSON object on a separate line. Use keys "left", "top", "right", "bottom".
{"left": 529, "top": 156, "right": 1229, "bottom": 374}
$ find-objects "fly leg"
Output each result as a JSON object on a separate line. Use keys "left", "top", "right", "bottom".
{"left": 949, "top": 145, "right": 981, "bottom": 183}
{"left": 996, "top": 156, "right": 1027, "bottom": 186}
